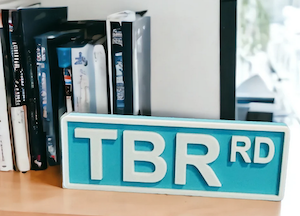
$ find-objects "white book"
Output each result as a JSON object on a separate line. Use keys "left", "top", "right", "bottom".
{"left": 71, "top": 41, "right": 108, "bottom": 114}
{"left": 71, "top": 44, "right": 92, "bottom": 113}
{"left": 93, "top": 43, "right": 108, "bottom": 114}
{"left": 0, "top": 38, "right": 13, "bottom": 171}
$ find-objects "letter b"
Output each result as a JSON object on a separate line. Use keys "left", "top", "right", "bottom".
{"left": 123, "top": 131, "right": 167, "bottom": 183}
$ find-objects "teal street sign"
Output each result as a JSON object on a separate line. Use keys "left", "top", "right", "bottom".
{"left": 61, "top": 113, "right": 289, "bottom": 201}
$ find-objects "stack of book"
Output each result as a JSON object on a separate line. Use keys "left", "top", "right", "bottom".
{"left": 0, "top": 7, "right": 151, "bottom": 173}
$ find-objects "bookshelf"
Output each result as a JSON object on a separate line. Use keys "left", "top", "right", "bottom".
{"left": 0, "top": 166, "right": 282, "bottom": 216}
{"left": 0, "top": 120, "right": 297, "bottom": 216}
{"left": 0, "top": 1, "right": 298, "bottom": 216}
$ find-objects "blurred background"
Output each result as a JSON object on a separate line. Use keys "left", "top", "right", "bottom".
{"left": 236, "top": 0, "right": 300, "bottom": 125}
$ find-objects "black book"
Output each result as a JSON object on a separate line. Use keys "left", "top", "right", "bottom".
{"left": 107, "top": 11, "right": 151, "bottom": 116}
{"left": 8, "top": 7, "right": 67, "bottom": 170}
{"left": 1, "top": 10, "right": 31, "bottom": 172}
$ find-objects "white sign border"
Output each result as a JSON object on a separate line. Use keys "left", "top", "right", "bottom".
{"left": 61, "top": 113, "right": 290, "bottom": 201}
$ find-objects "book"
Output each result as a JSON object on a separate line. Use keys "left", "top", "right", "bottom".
{"left": 107, "top": 10, "right": 151, "bottom": 116}
{"left": 71, "top": 38, "right": 108, "bottom": 114}
{"left": 9, "top": 7, "right": 67, "bottom": 170}
{"left": 0, "top": 29, "right": 13, "bottom": 171}
{"left": 57, "top": 37, "right": 109, "bottom": 114}
{"left": 11, "top": 105, "right": 30, "bottom": 172}
{"left": 93, "top": 37, "right": 109, "bottom": 114}
{"left": 57, "top": 47, "right": 74, "bottom": 113}
{"left": 35, "top": 29, "right": 84, "bottom": 165}
{"left": 72, "top": 42, "right": 91, "bottom": 113}
{"left": 1, "top": 9, "right": 30, "bottom": 172}
{"left": 55, "top": 20, "right": 107, "bottom": 114}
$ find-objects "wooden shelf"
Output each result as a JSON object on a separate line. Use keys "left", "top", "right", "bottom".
{"left": 1, "top": 123, "right": 300, "bottom": 216}
{"left": 0, "top": 166, "right": 282, "bottom": 216}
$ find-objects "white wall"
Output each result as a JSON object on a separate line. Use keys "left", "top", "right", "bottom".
{"left": 41, "top": 0, "right": 220, "bottom": 119}
{"left": 0, "top": 0, "right": 40, "bottom": 9}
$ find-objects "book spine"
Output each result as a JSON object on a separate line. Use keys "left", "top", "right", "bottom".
{"left": 11, "top": 106, "right": 30, "bottom": 172}
{"left": 10, "top": 34, "right": 25, "bottom": 106}
{"left": 71, "top": 46, "right": 91, "bottom": 113}
{"left": 9, "top": 11, "right": 31, "bottom": 172}
{"left": 63, "top": 67, "right": 74, "bottom": 113}
{"left": 0, "top": 32, "right": 13, "bottom": 171}
{"left": 57, "top": 47, "right": 74, "bottom": 113}
{"left": 106, "top": 20, "right": 114, "bottom": 114}
{"left": 93, "top": 44, "right": 108, "bottom": 114}
{"left": 111, "top": 26, "right": 125, "bottom": 114}
{"left": 25, "top": 51, "right": 47, "bottom": 170}
{"left": 1, "top": 10, "right": 18, "bottom": 171}
{"left": 36, "top": 39, "right": 47, "bottom": 129}
{"left": 114, "top": 52, "right": 125, "bottom": 113}
{"left": 12, "top": 11, "right": 47, "bottom": 170}
{"left": 36, "top": 38, "right": 58, "bottom": 166}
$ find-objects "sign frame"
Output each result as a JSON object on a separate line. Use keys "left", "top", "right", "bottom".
{"left": 61, "top": 113, "right": 290, "bottom": 201}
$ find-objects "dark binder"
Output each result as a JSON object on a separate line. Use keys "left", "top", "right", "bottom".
{"left": 9, "top": 7, "right": 67, "bottom": 170}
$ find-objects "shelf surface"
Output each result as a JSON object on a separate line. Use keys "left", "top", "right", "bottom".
{"left": 0, "top": 122, "right": 299, "bottom": 216}
{"left": 0, "top": 165, "right": 281, "bottom": 216}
